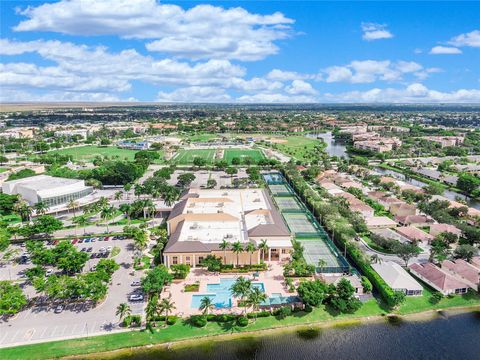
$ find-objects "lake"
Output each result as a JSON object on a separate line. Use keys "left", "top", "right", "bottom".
{"left": 101, "top": 311, "right": 480, "bottom": 360}
{"left": 306, "top": 131, "right": 349, "bottom": 158}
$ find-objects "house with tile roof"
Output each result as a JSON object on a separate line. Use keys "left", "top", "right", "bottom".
{"left": 409, "top": 263, "right": 469, "bottom": 295}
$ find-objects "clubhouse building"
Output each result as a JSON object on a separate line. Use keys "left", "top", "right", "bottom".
{"left": 163, "top": 188, "right": 292, "bottom": 267}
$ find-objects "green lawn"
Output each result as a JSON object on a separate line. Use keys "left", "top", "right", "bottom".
{"left": 270, "top": 136, "right": 324, "bottom": 162}
{"left": 0, "top": 167, "right": 8, "bottom": 173}
{"left": 223, "top": 149, "right": 265, "bottom": 164}
{"left": 1, "top": 290, "right": 479, "bottom": 360}
{"left": 184, "top": 133, "right": 220, "bottom": 142}
{"left": 48, "top": 146, "right": 140, "bottom": 162}
{"left": 172, "top": 149, "right": 217, "bottom": 164}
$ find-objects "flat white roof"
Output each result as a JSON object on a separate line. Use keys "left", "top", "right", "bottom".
{"left": 372, "top": 262, "right": 423, "bottom": 291}
{"left": 4, "top": 174, "right": 83, "bottom": 191}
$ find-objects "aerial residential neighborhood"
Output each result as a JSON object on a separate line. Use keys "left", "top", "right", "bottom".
{"left": 0, "top": 0, "right": 479, "bottom": 359}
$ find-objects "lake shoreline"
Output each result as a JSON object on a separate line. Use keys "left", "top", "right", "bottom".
{"left": 64, "top": 304, "right": 480, "bottom": 360}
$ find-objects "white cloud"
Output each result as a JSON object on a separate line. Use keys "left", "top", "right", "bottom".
{"left": 157, "top": 86, "right": 231, "bottom": 103}
{"left": 237, "top": 93, "right": 318, "bottom": 103}
{"left": 0, "top": 89, "right": 126, "bottom": 102}
{"left": 361, "top": 22, "right": 393, "bottom": 41}
{"left": 266, "top": 69, "right": 312, "bottom": 81}
{"left": 13, "top": 0, "right": 293, "bottom": 61}
{"left": 285, "top": 80, "right": 317, "bottom": 95}
{"left": 448, "top": 30, "right": 480, "bottom": 48}
{"left": 429, "top": 46, "right": 462, "bottom": 55}
{"left": 322, "top": 60, "right": 426, "bottom": 84}
{"left": 324, "top": 83, "right": 480, "bottom": 103}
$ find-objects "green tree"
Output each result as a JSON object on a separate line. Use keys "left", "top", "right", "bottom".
{"left": 329, "top": 278, "right": 362, "bottom": 313}
{"left": 0, "top": 281, "right": 27, "bottom": 315}
{"left": 457, "top": 173, "right": 480, "bottom": 195}
{"left": 73, "top": 214, "right": 90, "bottom": 235}
{"left": 232, "top": 241, "right": 243, "bottom": 268}
{"left": 394, "top": 243, "right": 421, "bottom": 267}
{"left": 158, "top": 296, "right": 176, "bottom": 327}
{"left": 34, "top": 201, "right": 49, "bottom": 216}
{"left": 116, "top": 303, "right": 131, "bottom": 322}
{"left": 141, "top": 265, "right": 173, "bottom": 296}
{"left": 246, "top": 287, "right": 267, "bottom": 320}
{"left": 454, "top": 244, "right": 478, "bottom": 262}
{"left": 230, "top": 276, "right": 252, "bottom": 314}
{"left": 177, "top": 173, "right": 196, "bottom": 187}
{"left": 199, "top": 296, "right": 214, "bottom": 316}
{"left": 258, "top": 239, "right": 268, "bottom": 262}
{"left": 219, "top": 239, "right": 230, "bottom": 265}
{"left": 100, "top": 206, "right": 115, "bottom": 233}
{"left": 245, "top": 242, "right": 256, "bottom": 266}
{"left": 297, "top": 279, "right": 328, "bottom": 307}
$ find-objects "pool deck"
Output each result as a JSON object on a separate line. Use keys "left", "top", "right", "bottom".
{"left": 163, "top": 262, "right": 296, "bottom": 316}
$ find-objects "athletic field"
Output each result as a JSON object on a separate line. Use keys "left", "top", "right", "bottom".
{"left": 223, "top": 149, "right": 265, "bottom": 164}
{"left": 172, "top": 149, "right": 216, "bottom": 164}
{"left": 297, "top": 238, "right": 344, "bottom": 268}
{"left": 48, "top": 146, "right": 139, "bottom": 161}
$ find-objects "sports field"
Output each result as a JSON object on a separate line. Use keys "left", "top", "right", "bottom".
{"left": 223, "top": 149, "right": 265, "bottom": 164}
{"left": 172, "top": 149, "right": 216, "bottom": 164}
{"left": 283, "top": 212, "right": 318, "bottom": 233}
{"left": 297, "top": 238, "right": 344, "bottom": 268}
{"left": 274, "top": 196, "right": 302, "bottom": 210}
{"left": 48, "top": 146, "right": 139, "bottom": 161}
{"left": 268, "top": 184, "right": 292, "bottom": 196}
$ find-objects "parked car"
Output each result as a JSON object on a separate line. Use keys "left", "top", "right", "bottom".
{"left": 53, "top": 240, "right": 59, "bottom": 245}
{"left": 54, "top": 304, "right": 64, "bottom": 313}
{"left": 84, "top": 238, "right": 91, "bottom": 243}
{"left": 46, "top": 269, "right": 54, "bottom": 276}
{"left": 71, "top": 239, "right": 78, "bottom": 244}
{"left": 104, "top": 237, "right": 111, "bottom": 241}
{"left": 81, "top": 247, "right": 87, "bottom": 252}
{"left": 129, "top": 294, "right": 144, "bottom": 302}
{"left": 91, "top": 238, "right": 96, "bottom": 242}
{"left": 78, "top": 238, "right": 84, "bottom": 243}
{"left": 99, "top": 247, "right": 106, "bottom": 254}
{"left": 106, "top": 246, "right": 112, "bottom": 252}
{"left": 90, "top": 253, "right": 97, "bottom": 259}
{"left": 86, "top": 247, "right": 93, "bottom": 253}
{"left": 131, "top": 280, "right": 141, "bottom": 287}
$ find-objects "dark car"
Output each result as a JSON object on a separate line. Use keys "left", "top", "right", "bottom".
{"left": 86, "top": 247, "right": 93, "bottom": 253}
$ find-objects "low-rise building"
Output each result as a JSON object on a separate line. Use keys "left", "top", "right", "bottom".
{"left": 441, "top": 260, "right": 480, "bottom": 291}
{"left": 2, "top": 175, "right": 93, "bottom": 207}
{"left": 409, "top": 263, "right": 469, "bottom": 295}
{"left": 395, "top": 226, "right": 434, "bottom": 244}
{"left": 389, "top": 203, "right": 417, "bottom": 217}
{"left": 422, "top": 136, "right": 464, "bottom": 148}
{"left": 372, "top": 261, "right": 423, "bottom": 296}
{"left": 395, "top": 214, "right": 433, "bottom": 227}
{"left": 378, "top": 197, "right": 406, "bottom": 211}
{"left": 365, "top": 216, "right": 398, "bottom": 229}
{"left": 429, "top": 223, "right": 462, "bottom": 238}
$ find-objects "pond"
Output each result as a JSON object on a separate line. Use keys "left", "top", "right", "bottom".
{"left": 306, "top": 131, "right": 349, "bottom": 158}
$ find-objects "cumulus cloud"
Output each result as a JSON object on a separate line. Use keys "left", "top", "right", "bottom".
{"left": 448, "top": 29, "right": 480, "bottom": 48}
{"left": 361, "top": 22, "right": 394, "bottom": 41}
{"left": 236, "top": 93, "right": 318, "bottom": 103}
{"left": 13, "top": 0, "right": 293, "bottom": 61}
{"left": 322, "top": 60, "right": 431, "bottom": 84}
{"left": 157, "top": 86, "right": 231, "bottom": 103}
{"left": 429, "top": 46, "right": 462, "bottom": 55}
{"left": 285, "top": 80, "right": 317, "bottom": 95}
{"left": 324, "top": 83, "right": 480, "bottom": 103}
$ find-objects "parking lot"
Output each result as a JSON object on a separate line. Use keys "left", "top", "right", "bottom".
{"left": 0, "top": 237, "right": 147, "bottom": 348}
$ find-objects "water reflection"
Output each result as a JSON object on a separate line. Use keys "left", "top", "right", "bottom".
{"left": 307, "top": 132, "right": 349, "bottom": 158}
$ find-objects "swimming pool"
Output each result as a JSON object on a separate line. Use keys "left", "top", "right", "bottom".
{"left": 190, "top": 278, "right": 265, "bottom": 309}
{"left": 261, "top": 293, "right": 299, "bottom": 306}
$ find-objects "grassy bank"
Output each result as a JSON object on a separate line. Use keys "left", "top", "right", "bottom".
{"left": 2, "top": 292, "right": 479, "bottom": 360}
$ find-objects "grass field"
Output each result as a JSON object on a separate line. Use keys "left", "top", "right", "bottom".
{"left": 0, "top": 167, "right": 8, "bottom": 173}
{"left": 223, "top": 149, "right": 265, "bottom": 164}
{"left": 172, "top": 149, "right": 216, "bottom": 164}
{"left": 270, "top": 136, "right": 324, "bottom": 162}
{"left": 184, "top": 133, "right": 220, "bottom": 142}
{"left": 48, "top": 146, "right": 139, "bottom": 162}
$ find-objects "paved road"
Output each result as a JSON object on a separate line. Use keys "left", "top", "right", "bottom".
{"left": 0, "top": 239, "right": 147, "bottom": 348}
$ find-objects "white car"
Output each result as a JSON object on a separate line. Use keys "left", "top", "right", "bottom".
{"left": 106, "top": 246, "right": 112, "bottom": 252}
{"left": 129, "top": 294, "right": 144, "bottom": 301}
{"left": 131, "top": 280, "right": 141, "bottom": 287}
{"left": 98, "top": 247, "right": 106, "bottom": 253}
{"left": 46, "top": 269, "right": 54, "bottom": 276}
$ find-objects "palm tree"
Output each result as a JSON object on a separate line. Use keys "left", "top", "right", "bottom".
{"left": 370, "top": 254, "right": 381, "bottom": 264}
{"left": 73, "top": 214, "right": 90, "bottom": 235}
{"left": 159, "top": 296, "right": 176, "bottom": 327}
{"left": 133, "top": 230, "right": 149, "bottom": 253}
{"left": 230, "top": 277, "right": 252, "bottom": 314}
{"left": 258, "top": 239, "right": 269, "bottom": 261}
{"left": 34, "top": 201, "right": 49, "bottom": 216}
{"left": 145, "top": 295, "right": 159, "bottom": 324}
{"left": 219, "top": 239, "right": 230, "bottom": 265}
{"left": 317, "top": 259, "right": 327, "bottom": 274}
{"left": 246, "top": 287, "right": 267, "bottom": 320}
{"left": 116, "top": 303, "right": 131, "bottom": 323}
{"left": 245, "top": 242, "right": 256, "bottom": 266}
{"left": 114, "top": 191, "right": 123, "bottom": 201}
{"left": 14, "top": 200, "right": 33, "bottom": 222}
{"left": 134, "top": 184, "right": 143, "bottom": 199}
{"left": 101, "top": 206, "right": 115, "bottom": 233}
{"left": 199, "top": 296, "right": 214, "bottom": 316}
{"left": 162, "top": 187, "right": 179, "bottom": 207}
{"left": 67, "top": 199, "right": 79, "bottom": 217}
{"left": 97, "top": 196, "right": 109, "bottom": 210}
{"left": 119, "top": 203, "right": 132, "bottom": 225}
{"left": 232, "top": 241, "right": 243, "bottom": 268}
{"left": 124, "top": 183, "right": 132, "bottom": 200}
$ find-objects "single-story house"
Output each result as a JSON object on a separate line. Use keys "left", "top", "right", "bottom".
{"left": 350, "top": 202, "right": 375, "bottom": 218}
{"left": 365, "top": 216, "right": 398, "bottom": 229}
{"left": 372, "top": 261, "right": 423, "bottom": 296}
{"left": 389, "top": 203, "right": 418, "bottom": 217}
{"left": 471, "top": 256, "right": 480, "bottom": 269}
{"left": 379, "top": 176, "right": 397, "bottom": 184}
{"left": 372, "top": 228, "right": 410, "bottom": 244}
{"left": 409, "top": 263, "right": 469, "bottom": 295}
{"left": 395, "top": 214, "right": 433, "bottom": 227}
{"left": 378, "top": 197, "right": 406, "bottom": 211}
{"left": 441, "top": 259, "right": 480, "bottom": 291}
{"left": 395, "top": 226, "right": 434, "bottom": 244}
{"left": 429, "top": 223, "right": 462, "bottom": 238}
{"left": 367, "top": 191, "right": 387, "bottom": 202}
{"left": 339, "top": 180, "right": 364, "bottom": 190}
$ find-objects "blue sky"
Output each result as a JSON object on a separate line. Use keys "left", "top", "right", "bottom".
{"left": 1, "top": 0, "right": 479, "bottom": 103}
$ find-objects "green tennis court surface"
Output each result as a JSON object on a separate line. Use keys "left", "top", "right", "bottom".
{"left": 268, "top": 184, "right": 292, "bottom": 196}
{"left": 283, "top": 212, "right": 318, "bottom": 233}
{"left": 172, "top": 149, "right": 216, "bottom": 164}
{"left": 274, "top": 196, "right": 302, "bottom": 210}
{"left": 298, "top": 239, "right": 344, "bottom": 268}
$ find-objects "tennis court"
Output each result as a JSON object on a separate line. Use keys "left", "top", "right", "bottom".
{"left": 283, "top": 212, "right": 318, "bottom": 233}
{"left": 274, "top": 196, "right": 302, "bottom": 210}
{"left": 268, "top": 184, "right": 292, "bottom": 196}
{"left": 172, "top": 149, "right": 216, "bottom": 164}
{"left": 297, "top": 239, "right": 344, "bottom": 268}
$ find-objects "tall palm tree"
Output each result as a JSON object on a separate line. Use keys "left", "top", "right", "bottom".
{"left": 14, "top": 200, "right": 33, "bottom": 222}
{"left": 124, "top": 183, "right": 132, "bottom": 200}
{"left": 258, "top": 239, "right": 269, "bottom": 261}
{"left": 370, "top": 254, "right": 381, "bottom": 264}
{"left": 73, "top": 214, "right": 90, "bottom": 235}
{"left": 159, "top": 296, "right": 176, "bottom": 327}
{"left": 232, "top": 241, "right": 243, "bottom": 268}
{"left": 133, "top": 230, "right": 149, "bottom": 253}
{"left": 246, "top": 287, "right": 267, "bottom": 320}
{"left": 199, "top": 296, "right": 214, "bottom": 316}
{"left": 119, "top": 203, "right": 132, "bottom": 225}
{"left": 114, "top": 191, "right": 123, "bottom": 201}
{"left": 219, "top": 239, "right": 230, "bottom": 265}
{"left": 162, "top": 187, "right": 179, "bottom": 207}
{"left": 101, "top": 206, "right": 115, "bottom": 233}
{"left": 97, "top": 196, "right": 109, "bottom": 210}
{"left": 134, "top": 184, "right": 143, "bottom": 199}
{"left": 34, "top": 201, "right": 49, "bottom": 216}
{"left": 116, "top": 303, "right": 131, "bottom": 323}
{"left": 245, "top": 242, "right": 256, "bottom": 266}
{"left": 145, "top": 295, "right": 159, "bottom": 324}
{"left": 67, "top": 199, "right": 79, "bottom": 217}
{"left": 230, "top": 277, "right": 252, "bottom": 314}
